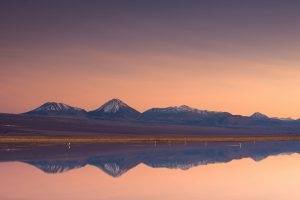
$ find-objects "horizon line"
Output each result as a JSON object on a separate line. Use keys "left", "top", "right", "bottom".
{"left": 2, "top": 98, "right": 297, "bottom": 120}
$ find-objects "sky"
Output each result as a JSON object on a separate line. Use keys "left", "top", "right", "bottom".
{"left": 1, "top": 0, "right": 300, "bottom": 118}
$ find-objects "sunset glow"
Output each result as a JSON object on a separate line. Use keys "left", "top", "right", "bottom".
{"left": 1, "top": 1, "right": 300, "bottom": 118}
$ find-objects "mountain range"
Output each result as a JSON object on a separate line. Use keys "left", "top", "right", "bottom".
{"left": 1, "top": 98, "right": 300, "bottom": 135}
{"left": 21, "top": 98, "right": 298, "bottom": 126}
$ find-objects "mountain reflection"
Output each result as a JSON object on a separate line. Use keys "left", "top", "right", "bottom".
{"left": 1, "top": 141, "right": 300, "bottom": 177}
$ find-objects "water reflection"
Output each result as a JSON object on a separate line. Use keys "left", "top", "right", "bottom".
{"left": 1, "top": 141, "right": 300, "bottom": 177}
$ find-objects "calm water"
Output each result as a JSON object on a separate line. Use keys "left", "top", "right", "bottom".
{"left": 1, "top": 141, "right": 300, "bottom": 200}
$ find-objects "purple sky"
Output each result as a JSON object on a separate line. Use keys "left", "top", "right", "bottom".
{"left": 1, "top": 0, "right": 300, "bottom": 118}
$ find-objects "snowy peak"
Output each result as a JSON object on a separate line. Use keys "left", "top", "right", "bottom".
{"left": 147, "top": 105, "right": 217, "bottom": 115}
{"left": 141, "top": 104, "right": 232, "bottom": 125}
{"left": 35, "top": 102, "right": 84, "bottom": 112}
{"left": 250, "top": 112, "right": 269, "bottom": 120}
{"left": 25, "top": 102, "right": 86, "bottom": 116}
{"left": 148, "top": 105, "right": 197, "bottom": 113}
{"left": 96, "top": 98, "right": 128, "bottom": 113}
{"left": 175, "top": 105, "right": 196, "bottom": 112}
{"left": 89, "top": 98, "right": 141, "bottom": 120}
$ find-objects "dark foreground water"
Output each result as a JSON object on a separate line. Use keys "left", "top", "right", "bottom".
{"left": 1, "top": 141, "right": 300, "bottom": 200}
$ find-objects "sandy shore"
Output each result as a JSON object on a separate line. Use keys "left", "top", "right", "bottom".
{"left": 1, "top": 134, "right": 300, "bottom": 144}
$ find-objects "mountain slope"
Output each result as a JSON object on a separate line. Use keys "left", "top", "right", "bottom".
{"left": 88, "top": 98, "right": 141, "bottom": 120}
{"left": 250, "top": 112, "right": 269, "bottom": 120}
{"left": 24, "top": 102, "right": 87, "bottom": 117}
{"left": 140, "top": 105, "right": 233, "bottom": 126}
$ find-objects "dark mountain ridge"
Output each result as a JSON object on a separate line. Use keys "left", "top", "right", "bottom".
{"left": 1, "top": 98, "right": 300, "bottom": 134}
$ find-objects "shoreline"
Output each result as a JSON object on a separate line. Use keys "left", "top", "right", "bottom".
{"left": 1, "top": 134, "right": 300, "bottom": 144}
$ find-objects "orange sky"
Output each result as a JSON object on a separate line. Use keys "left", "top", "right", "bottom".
{"left": 1, "top": 1, "right": 300, "bottom": 118}
{"left": 1, "top": 48, "right": 300, "bottom": 118}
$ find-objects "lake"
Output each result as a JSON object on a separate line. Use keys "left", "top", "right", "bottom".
{"left": 0, "top": 141, "right": 300, "bottom": 200}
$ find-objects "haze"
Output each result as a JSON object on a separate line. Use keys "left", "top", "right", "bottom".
{"left": 1, "top": 1, "right": 300, "bottom": 118}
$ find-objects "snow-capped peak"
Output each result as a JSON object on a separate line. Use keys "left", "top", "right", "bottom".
{"left": 146, "top": 105, "right": 231, "bottom": 118}
{"left": 250, "top": 112, "right": 269, "bottom": 119}
{"left": 151, "top": 105, "right": 209, "bottom": 114}
{"left": 34, "top": 102, "right": 84, "bottom": 112}
{"left": 96, "top": 98, "right": 128, "bottom": 113}
{"left": 177, "top": 105, "right": 195, "bottom": 112}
